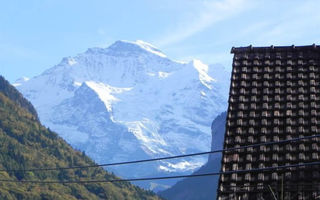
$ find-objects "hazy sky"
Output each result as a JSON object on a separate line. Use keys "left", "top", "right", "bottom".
{"left": 1, "top": 0, "right": 320, "bottom": 82}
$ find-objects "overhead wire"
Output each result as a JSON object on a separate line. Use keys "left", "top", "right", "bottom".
{"left": 0, "top": 161, "right": 319, "bottom": 184}
{"left": 1, "top": 133, "right": 319, "bottom": 172}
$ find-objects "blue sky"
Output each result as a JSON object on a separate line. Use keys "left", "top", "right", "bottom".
{"left": 1, "top": 0, "right": 320, "bottom": 82}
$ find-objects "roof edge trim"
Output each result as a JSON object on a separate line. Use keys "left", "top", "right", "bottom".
{"left": 231, "top": 44, "right": 319, "bottom": 54}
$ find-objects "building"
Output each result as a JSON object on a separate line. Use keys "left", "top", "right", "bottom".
{"left": 217, "top": 45, "right": 320, "bottom": 200}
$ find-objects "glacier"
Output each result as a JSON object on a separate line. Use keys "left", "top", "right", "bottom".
{"left": 16, "top": 40, "right": 230, "bottom": 190}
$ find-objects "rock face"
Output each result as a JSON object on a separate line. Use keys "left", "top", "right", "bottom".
{"left": 158, "top": 112, "right": 227, "bottom": 200}
{"left": 209, "top": 111, "right": 227, "bottom": 162}
{"left": 16, "top": 40, "right": 230, "bottom": 190}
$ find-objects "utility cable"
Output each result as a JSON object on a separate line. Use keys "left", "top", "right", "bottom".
{"left": 1, "top": 134, "right": 319, "bottom": 172}
{"left": 0, "top": 161, "right": 319, "bottom": 184}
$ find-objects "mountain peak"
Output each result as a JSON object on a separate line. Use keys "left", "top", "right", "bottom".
{"left": 107, "top": 40, "right": 167, "bottom": 58}
{"left": 15, "top": 40, "right": 229, "bottom": 191}
{"left": 84, "top": 40, "right": 166, "bottom": 58}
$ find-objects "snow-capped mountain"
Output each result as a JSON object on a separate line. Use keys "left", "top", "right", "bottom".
{"left": 16, "top": 40, "right": 230, "bottom": 189}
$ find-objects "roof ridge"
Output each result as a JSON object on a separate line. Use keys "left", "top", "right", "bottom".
{"left": 231, "top": 44, "right": 320, "bottom": 54}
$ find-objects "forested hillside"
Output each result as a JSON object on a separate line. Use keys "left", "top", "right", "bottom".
{"left": 0, "top": 75, "right": 160, "bottom": 200}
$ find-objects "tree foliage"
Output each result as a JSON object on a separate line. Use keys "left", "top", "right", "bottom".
{"left": 0, "top": 77, "right": 161, "bottom": 200}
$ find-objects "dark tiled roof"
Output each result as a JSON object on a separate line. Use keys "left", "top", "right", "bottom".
{"left": 231, "top": 44, "right": 320, "bottom": 53}
{"left": 217, "top": 45, "right": 320, "bottom": 200}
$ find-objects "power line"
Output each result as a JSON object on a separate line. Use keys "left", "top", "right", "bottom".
{"left": 1, "top": 133, "right": 320, "bottom": 172}
{"left": 0, "top": 161, "right": 319, "bottom": 184}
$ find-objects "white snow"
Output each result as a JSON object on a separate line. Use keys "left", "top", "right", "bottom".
{"left": 13, "top": 76, "right": 30, "bottom": 86}
{"left": 15, "top": 40, "right": 230, "bottom": 189}
{"left": 67, "top": 57, "right": 77, "bottom": 66}
{"left": 158, "top": 71, "right": 171, "bottom": 79}
{"left": 85, "top": 81, "right": 132, "bottom": 112}
{"left": 191, "top": 59, "right": 217, "bottom": 89}
{"left": 133, "top": 40, "right": 167, "bottom": 58}
{"left": 159, "top": 160, "right": 204, "bottom": 172}
{"left": 73, "top": 81, "right": 82, "bottom": 87}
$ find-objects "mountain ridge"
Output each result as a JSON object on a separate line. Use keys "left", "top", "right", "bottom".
{"left": 15, "top": 40, "right": 230, "bottom": 190}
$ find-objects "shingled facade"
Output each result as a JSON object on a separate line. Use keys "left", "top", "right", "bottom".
{"left": 217, "top": 45, "right": 320, "bottom": 200}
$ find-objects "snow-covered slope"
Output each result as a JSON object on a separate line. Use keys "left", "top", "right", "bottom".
{"left": 16, "top": 40, "right": 230, "bottom": 190}
{"left": 158, "top": 112, "right": 227, "bottom": 200}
